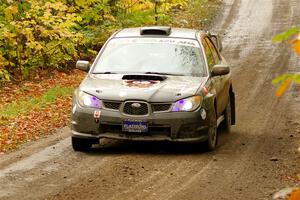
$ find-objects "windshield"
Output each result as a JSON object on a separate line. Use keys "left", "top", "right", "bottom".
{"left": 92, "top": 38, "right": 207, "bottom": 76}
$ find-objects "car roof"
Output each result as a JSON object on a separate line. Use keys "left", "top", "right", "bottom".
{"left": 113, "top": 26, "right": 206, "bottom": 40}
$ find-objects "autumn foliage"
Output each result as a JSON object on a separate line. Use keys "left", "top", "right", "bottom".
{"left": 1, "top": 0, "right": 219, "bottom": 82}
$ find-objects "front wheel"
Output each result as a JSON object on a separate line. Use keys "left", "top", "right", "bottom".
{"left": 72, "top": 137, "right": 95, "bottom": 152}
{"left": 206, "top": 109, "right": 218, "bottom": 151}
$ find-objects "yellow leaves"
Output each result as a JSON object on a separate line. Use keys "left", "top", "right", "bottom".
{"left": 26, "top": 41, "right": 43, "bottom": 51}
{"left": 0, "top": 1, "right": 86, "bottom": 75}
{"left": 290, "top": 33, "right": 300, "bottom": 55}
{"left": 0, "top": 60, "right": 10, "bottom": 81}
{"left": 43, "top": 10, "right": 52, "bottom": 20}
{"left": 76, "top": 0, "right": 87, "bottom": 7}
{"left": 104, "top": 14, "right": 116, "bottom": 22}
{"left": 44, "top": 2, "right": 68, "bottom": 12}
{"left": 276, "top": 78, "right": 292, "bottom": 97}
{"left": 9, "top": 5, "right": 18, "bottom": 14}
{"left": 4, "top": 5, "right": 18, "bottom": 20}
{"left": 1, "top": 0, "right": 191, "bottom": 82}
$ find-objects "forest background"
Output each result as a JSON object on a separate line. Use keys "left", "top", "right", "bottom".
{"left": 0, "top": 0, "right": 221, "bottom": 82}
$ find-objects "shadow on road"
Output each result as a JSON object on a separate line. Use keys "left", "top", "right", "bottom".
{"left": 85, "top": 129, "right": 235, "bottom": 156}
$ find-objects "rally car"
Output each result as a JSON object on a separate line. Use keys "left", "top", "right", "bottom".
{"left": 71, "top": 26, "right": 235, "bottom": 151}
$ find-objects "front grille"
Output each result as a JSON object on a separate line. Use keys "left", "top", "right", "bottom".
{"left": 123, "top": 102, "right": 149, "bottom": 115}
{"left": 103, "top": 101, "right": 121, "bottom": 110}
{"left": 152, "top": 104, "right": 171, "bottom": 112}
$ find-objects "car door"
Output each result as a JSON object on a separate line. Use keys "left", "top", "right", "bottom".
{"left": 201, "top": 37, "right": 222, "bottom": 117}
{"left": 204, "top": 37, "right": 230, "bottom": 116}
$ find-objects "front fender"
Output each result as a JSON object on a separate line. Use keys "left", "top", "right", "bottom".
{"left": 202, "top": 92, "right": 216, "bottom": 118}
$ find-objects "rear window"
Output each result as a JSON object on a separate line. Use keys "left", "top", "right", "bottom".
{"left": 92, "top": 38, "right": 207, "bottom": 77}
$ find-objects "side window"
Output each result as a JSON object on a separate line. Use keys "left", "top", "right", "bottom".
{"left": 202, "top": 39, "right": 215, "bottom": 70}
{"left": 205, "top": 37, "right": 221, "bottom": 64}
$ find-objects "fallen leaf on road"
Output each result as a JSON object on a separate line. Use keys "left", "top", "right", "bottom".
{"left": 288, "top": 188, "right": 300, "bottom": 200}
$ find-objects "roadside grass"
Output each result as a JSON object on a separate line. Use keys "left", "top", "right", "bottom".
{"left": 0, "top": 86, "right": 76, "bottom": 152}
{"left": 0, "top": 70, "right": 85, "bottom": 153}
{"left": 0, "top": 86, "right": 74, "bottom": 119}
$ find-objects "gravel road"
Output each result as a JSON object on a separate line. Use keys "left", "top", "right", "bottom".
{"left": 1, "top": 0, "right": 300, "bottom": 199}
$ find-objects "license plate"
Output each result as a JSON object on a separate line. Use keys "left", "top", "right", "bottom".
{"left": 122, "top": 120, "right": 148, "bottom": 133}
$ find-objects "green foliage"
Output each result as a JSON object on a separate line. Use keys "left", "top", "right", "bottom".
{"left": 272, "top": 27, "right": 300, "bottom": 42}
{"left": 272, "top": 73, "right": 300, "bottom": 85}
{"left": 0, "top": 68, "right": 10, "bottom": 81}
{"left": 272, "top": 27, "right": 300, "bottom": 97}
{"left": 0, "top": 0, "right": 214, "bottom": 82}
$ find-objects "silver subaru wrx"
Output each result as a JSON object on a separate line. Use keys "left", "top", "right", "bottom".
{"left": 71, "top": 26, "right": 235, "bottom": 152}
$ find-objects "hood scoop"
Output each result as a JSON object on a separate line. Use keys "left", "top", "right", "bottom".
{"left": 122, "top": 74, "right": 167, "bottom": 81}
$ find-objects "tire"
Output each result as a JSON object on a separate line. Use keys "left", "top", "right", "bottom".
{"left": 223, "top": 95, "right": 232, "bottom": 133}
{"left": 72, "top": 137, "right": 94, "bottom": 152}
{"left": 206, "top": 109, "right": 218, "bottom": 151}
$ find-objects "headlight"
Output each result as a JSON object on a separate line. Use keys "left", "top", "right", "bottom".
{"left": 172, "top": 96, "right": 202, "bottom": 112}
{"left": 78, "top": 91, "right": 102, "bottom": 108}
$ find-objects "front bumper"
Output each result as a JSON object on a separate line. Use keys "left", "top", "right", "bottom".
{"left": 71, "top": 104, "right": 212, "bottom": 142}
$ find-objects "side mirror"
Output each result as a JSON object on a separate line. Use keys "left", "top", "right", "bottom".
{"left": 210, "top": 33, "right": 223, "bottom": 52}
{"left": 211, "top": 64, "right": 230, "bottom": 76}
{"left": 76, "top": 60, "right": 90, "bottom": 72}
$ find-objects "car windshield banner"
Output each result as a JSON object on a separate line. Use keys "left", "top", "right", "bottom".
{"left": 109, "top": 38, "right": 201, "bottom": 48}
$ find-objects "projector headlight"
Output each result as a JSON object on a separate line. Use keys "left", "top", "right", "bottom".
{"left": 78, "top": 91, "right": 102, "bottom": 108}
{"left": 172, "top": 96, "right": 202, "bottom": 112}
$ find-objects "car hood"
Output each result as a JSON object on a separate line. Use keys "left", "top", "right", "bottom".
{"left": 79, "top": 74, "right": 207, "bottom": 102}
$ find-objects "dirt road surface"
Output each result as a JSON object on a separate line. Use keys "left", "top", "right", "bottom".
{"left": 1, "top": 0, "right": 300, "bottom": 199}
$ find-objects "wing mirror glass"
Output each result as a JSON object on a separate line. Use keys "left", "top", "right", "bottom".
{"left": 211, "top": 64, "right": 230, "bottom": 76}
{"left": 76, "top": 60, "right": 90, "bottom": 72}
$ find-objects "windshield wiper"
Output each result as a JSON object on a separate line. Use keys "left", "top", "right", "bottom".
{"left": 145, "top": 72, "right": 184, "bottom": 76}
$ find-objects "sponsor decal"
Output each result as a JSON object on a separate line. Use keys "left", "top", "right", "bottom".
{"left": 123, "top": 80, "right": 160, "bottom": 88}
{"left": 94, "top": 110, "right": 101, "bottom": 119}
{"left": 94, "top": 110, "right": 101, "bottom": 123}
{"left": 109, "top": 38, "right": 200, "bottom": 48}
